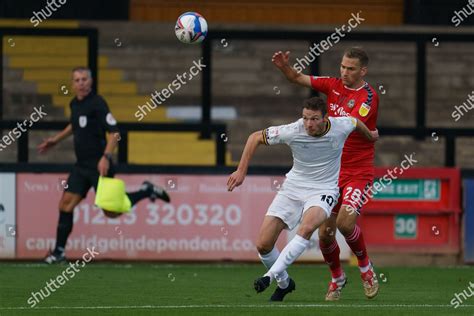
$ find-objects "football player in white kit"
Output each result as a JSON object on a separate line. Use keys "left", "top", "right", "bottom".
{"left": 227, "top": 97, "right": 378, "bottom": 301}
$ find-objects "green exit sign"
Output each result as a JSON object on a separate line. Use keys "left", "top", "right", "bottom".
{"left": 374, "top": 179, "right": 440, "bottom": 201}
{"left": 394, "top": 214, "right": 418, "bottom": 239}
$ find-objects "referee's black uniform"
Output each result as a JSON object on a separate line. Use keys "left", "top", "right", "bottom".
{"left": 67, "top": 92, "right": 118, "bottom": 197}
{"left": 45, "top": 89, "right": 169, "bottom": 264}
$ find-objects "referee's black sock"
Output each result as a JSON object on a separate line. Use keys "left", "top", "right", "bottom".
{"left": 53, "top": 211, "right": 73, "bottom": 255}
{"left": 127, "top": 182, "right": 170, "bottom": 205}
{"left": 126, "top": 190, "right": 149, "bottom": 206}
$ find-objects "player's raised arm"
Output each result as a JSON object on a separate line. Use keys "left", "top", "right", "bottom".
{"left": 227, "top": 131, "right": 265, "bottom": 192}
{"left": 37, "top": 123, "right": 73, "bottom": 154}
{"left": 272, "top": 51, "right": 311, "bottom": 88}
{"left": 354, "top": 118, "right": 379, "bottom": 142}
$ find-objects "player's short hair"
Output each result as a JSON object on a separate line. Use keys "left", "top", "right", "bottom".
{"left": 344, "top": 47, "right": 369, "bottom": 67}
{"left": 302, "top": 97, "right": 327, "bottom": 117}
{"left": 71, "top": 66, "right": 92, "bottom": 78}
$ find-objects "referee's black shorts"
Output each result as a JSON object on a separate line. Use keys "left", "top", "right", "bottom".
{"left": 65, "top": 162, "right": 115, "bottom": 198}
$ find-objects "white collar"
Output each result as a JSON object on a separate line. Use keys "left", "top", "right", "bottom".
{"left": 344, "top": 81, "right": 367, "bottom": 91}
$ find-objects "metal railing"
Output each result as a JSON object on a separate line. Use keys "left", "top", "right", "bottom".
{"left": 0, "top": 121, "right": 228, "bottom": 166}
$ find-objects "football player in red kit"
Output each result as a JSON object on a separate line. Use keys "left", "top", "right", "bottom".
{"left": 272, "top": 47, "right": 379, "bottom": 300}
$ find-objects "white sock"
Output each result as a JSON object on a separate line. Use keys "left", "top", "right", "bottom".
{"left": 360, "top": 263, "right": 371, "bottom": 273}
{"left": 266, "top": 235, "right": 309, "bottom": 281}
{"left": 258, "top": 247, "right": 290, "bottom": 289}
{"left": 332, "top": 273, "right": 346, "bottom": 284}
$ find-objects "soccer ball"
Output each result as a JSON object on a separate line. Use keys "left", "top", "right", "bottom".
{"left": 175, "top": 12, "right": 208, "bottom": 44}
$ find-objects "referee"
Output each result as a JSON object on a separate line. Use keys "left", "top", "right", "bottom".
{"left": 38, "top": 67, "right": 170, "bottom": 264}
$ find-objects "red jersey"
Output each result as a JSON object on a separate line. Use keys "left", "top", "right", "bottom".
{"left": 310, "top": 76, "right": 379, "bottom": 178}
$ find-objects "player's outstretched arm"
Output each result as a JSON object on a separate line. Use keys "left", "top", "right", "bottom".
{"left": 355, "top": 118, "right": 379, "bottom": 142}
{"left": 272, "top": 51, "right": 312, "bottom": 88}
{"left": 37, "top": 123, "right": 73, "bottom": 154}
{"left": 227, "top": 131, "right": 265, "bottom": 192}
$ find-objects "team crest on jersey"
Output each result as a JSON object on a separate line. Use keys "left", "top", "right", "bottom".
{"left": 347, "top": 99, "right": 355, "bottom": 109}
{"left": 359, "top": 102, "right": 371, "bottom": 117}
{"left": 79, "top": 115, "right": 87, "bottom": 128}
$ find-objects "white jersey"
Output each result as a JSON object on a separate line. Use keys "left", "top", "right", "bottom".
{"left": 263, "top": 116, "right": 357, "bottom": 189}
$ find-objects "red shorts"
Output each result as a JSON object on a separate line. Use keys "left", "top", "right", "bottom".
{"left": 332, "top": 172, "right": 373, "bottom": 215}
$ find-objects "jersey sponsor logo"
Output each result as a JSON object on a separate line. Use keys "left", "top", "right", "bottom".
{"left": 336, "top": 106, "right": 350, "bottom": 117}
{"left": 347, "top": 99, "right": 355, "bottom": 108}
{"left": 106, "top": 113, "right": 117, "bottom": 126}
{"left": 330, "top": 103, "right": 351, "bottom": 117}
{"left": 359, "top": 102, "right": 370, "bottom": 117}
{"left": 79, "top": 115, "right": 87, "bottom": 128}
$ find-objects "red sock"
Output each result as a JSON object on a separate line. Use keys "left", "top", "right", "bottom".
{"left": 344, "top": 225, "right": 370, "bottom": 268}
{"left": 319, "top": 239, "right": 342, "bottom": 279}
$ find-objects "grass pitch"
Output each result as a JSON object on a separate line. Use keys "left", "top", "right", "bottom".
{"left": 0, "top": 263, "right": 473, "bottom": 315}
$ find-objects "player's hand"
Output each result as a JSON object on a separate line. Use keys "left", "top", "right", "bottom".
{"left": 272, "top": 51, "right": 290, "bottom": 69}
{"left": 227, "top": 169, "right": 246, "bottom": 192}
{"left": 37, "top": 137, "right": 57, "bottom": 154}
{"left": 98, "top": 156, "right": 110, "bottom": 176}
{"left": 370, "top": 129, "right": 379, "bottom": 142}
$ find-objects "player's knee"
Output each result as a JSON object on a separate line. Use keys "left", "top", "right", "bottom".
{"left": 59, "top": 197, "right": 75, "bottom": 213}
{"left": 102, "top": 210, "right": 121, "bottom": 218}
{"left": 297, "top": 224, "right": 315, "bottom": 240}
{"left": 318, "top": 229, "right": 335, "bottom": 245}
{"left": 336, "top": 215, "right": 355, "bottom": 235}
{"left": 255, "top": 239, "right": 274, "bottom": 255}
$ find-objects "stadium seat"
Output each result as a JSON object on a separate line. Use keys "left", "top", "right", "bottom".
{"left": 2, "top": 33, "right": 232, "bottom": 166}
{"left": 0, "top": 19, "right": 79, "bottom": 28}
{"left": 23, "top": 69, "right": 123, "bottom": 82}
{"left": 38, "top": 82, "right": 137, "bottom": 95}
{"left": 129, "top": 132, "right": 235, "bottom": 165}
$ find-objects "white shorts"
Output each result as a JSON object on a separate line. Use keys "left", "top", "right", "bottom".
{"left": 266, "top": 182, "right": 339, "bottom": 230}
